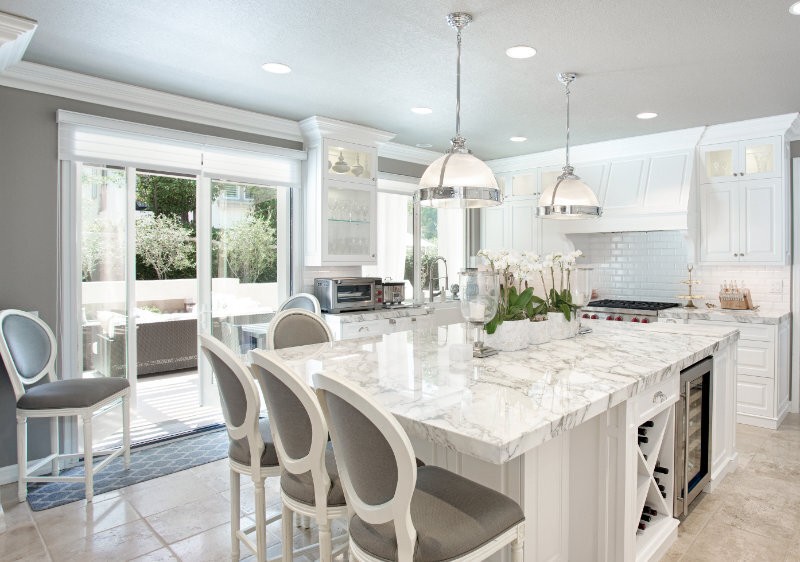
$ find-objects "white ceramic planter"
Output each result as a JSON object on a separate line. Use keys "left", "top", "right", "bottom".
{"left": 528, "top": 319, "right": 551, "bottom": 345}
{"left": 548, "top": 311, "right": 579, "bottom": 340}
{"left": 484, "top": 319, "right": 529, "bottom": 351}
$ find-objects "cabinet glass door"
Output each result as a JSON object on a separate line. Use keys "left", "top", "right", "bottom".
{"left": 325, "top": 183, "right": 375, "bottom": 261}
{"left": 742, "top": 138, "right": 779, "bottom": 179}
{"left": 326, "top": 142, "right": 374, "bottom": 183}
{"left": 700, "top": 143, "right": 736, "bottom": 182}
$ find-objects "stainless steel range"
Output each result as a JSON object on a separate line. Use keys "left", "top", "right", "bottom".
{"left": 581, "top": 299, "right": 681, "bottom": 323}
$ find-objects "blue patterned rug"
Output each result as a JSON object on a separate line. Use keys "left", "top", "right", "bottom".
{"left": 27, "top": 428, "right": 229, "bottom": 511}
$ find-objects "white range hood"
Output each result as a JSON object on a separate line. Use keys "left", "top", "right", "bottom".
{"left": 488, "top": 127, "right": 705, "bottom": 233}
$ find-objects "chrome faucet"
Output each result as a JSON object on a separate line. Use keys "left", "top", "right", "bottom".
{"left": 428, "top": 256, "right": 449, "bottom": 303}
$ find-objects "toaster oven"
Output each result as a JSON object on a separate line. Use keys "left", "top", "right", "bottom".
{"left": 314, "top": 277, "right": 378, "bottom": 313}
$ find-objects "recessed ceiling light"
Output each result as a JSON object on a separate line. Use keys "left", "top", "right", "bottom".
{"left": 509, "top": 136, "right": 527, "bottom": 142}
{"left": 790, "top": 1, "right": 800, "bottom": 14}
{"left": 506, "top": 45, "right": 537, "bottom": 59}
{"left": 411, "top": 107, "right": 433, "bottom": 115}
{"left": 261, "top": 62, "right": 291, "bottom": 74}
{"left": 415, "top": 143, "right": 433, "bottom": 148}
{"left": 636, "top": 112, "right": 658, "bottom": 120}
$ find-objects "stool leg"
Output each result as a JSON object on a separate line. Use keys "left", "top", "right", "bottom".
{"left": 254, "top": 477, "right": 267, "bottom": 562}
{"left": 122, "top": 395, "right": 131, "bottom": 468}
{"left": 83, "top": 415, "right": 93, "bottom": 502}
{"left": 50, "top": 416, "right": 59, "bottom": 476}
{"left": 318, "top": 517, "right": 332, "bottom": 562}
{"left": 282, "top": 503, "right": 293, "bottom": 561}
{"left": 230, "top": 468, "right": 240, "bottom": 561}
{"left": 17, "top": 414, "right": 27, "bottom": 503}
{"left": 512, "top": 527, "right": 524, "bottom": 562}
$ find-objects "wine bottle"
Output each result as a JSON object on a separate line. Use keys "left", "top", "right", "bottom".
{"left": 661, "top": 491, "right": 667, "bottom": 499}
{"left": 640, "top": 513, "right": 651, "bottom": 522}
{"left": 643, "top": 506, "right": 658, "bottom": 516}
{"left": 638, "top": 436, "right": 649, "bottom": 444}
{"left": 638, "top": 427, "right": 648, "bottom": 436}
{"left": 638, "top": 522, "right": 647, "bottom": 531}
{"left": 654, "top": 464, "right": 669, "bottom": 474}
{"left": 641, "top": 420, "right": 654, "bottom": 427}
{"left": 658, "top": 484, "right": 665, "bottom": 492}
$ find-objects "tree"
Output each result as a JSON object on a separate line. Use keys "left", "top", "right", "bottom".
{"left": 136, "top": 175, "right": 196, "bottom": 222}
{"left": 135, "top": 214, "right": 194, "bottom": 280}
{"left": 81, "top": 216, "right": 124, "bottom": 281}
{"left": 221, "top": 210, "right": 276, "bottom": 283}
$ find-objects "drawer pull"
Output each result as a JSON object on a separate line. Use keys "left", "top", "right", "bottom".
{"left": 653, "top": 391, "right": 667, "bottom": 404}
{"left": 358, "top": 326, "right": 368, "bottom": 333}
{"left": 389, "top": 319, "right": 397, "bottom": 325}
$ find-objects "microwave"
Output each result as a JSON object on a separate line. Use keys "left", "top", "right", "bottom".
{"left": 315, "top": 277, "right": 378, "bottom": 313}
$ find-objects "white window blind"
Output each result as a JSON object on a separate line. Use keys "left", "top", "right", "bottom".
{"left": 57, "top": 110, "right": 305, "bottom": 185}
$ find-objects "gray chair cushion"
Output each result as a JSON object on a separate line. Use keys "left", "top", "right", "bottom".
{"left": 272, "top": 314, "right": 330, "bottom": 350}
{"left": 280, "top": 441, "right": 346, "bottom": 507}
{"left": 17, "top": 378, "right": 129, "bottom": 410}
{"left": 2, "top": 314, "right": 51, "bottom": 378}
{"left": 349, "top": 466, "right": 524, "bottom": 561}
{"left": 228, "top": 418, "right": 279, "bottom": 468}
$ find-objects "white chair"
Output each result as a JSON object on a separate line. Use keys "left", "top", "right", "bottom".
{"left": 250, "top": 351, "right": 348, "bottom": 562}
{"left": 277, "top": 293, "right": 322, "bottom": 315}
{"left": 265, "top": 309, "right": 333, "bottom": 351}
{"left": 0, "top": 309, "right": 131, "bottom": 503}
{"left": 198, "top": 334, "right": 280, "bottom": 562}
{"left": 314, "top": 371, "right": 526, "bottom": 562}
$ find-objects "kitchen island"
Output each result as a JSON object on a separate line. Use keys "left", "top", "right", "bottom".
{"left": 261, "top": 321, "right": 739, "bottom": 562}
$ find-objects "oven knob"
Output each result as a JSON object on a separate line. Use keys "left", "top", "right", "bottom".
{"left": 591, "top": 314, "right": 598, "bottom": 320}
{"left": 606, "top": 315, "right": 614, "bottom": 321}
{"left": 631, "top": 317, "right": 640, "bottom": 323}
{"left": 582, "top": 313, "right": 590, "bottom": 319}
{"left": 642, "top": 318, "right": 650, "bottom": 324}
{"left": 615, "top": 316, "right": 623, "bottom": 321}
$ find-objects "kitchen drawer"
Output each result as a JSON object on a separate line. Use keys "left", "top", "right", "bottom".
{"left": 637, "top": 375, "right": 679, "bottom": 424}
{"left": 737, "top": 339, "right": 774, "bottom": 379}
{"left": 687, "top": 320, "right": 771, "bottom": 342}
{"left": 340, "top": 319, "right": 391, "bottom": 339}
{"left": 737, "top": 374, "right": 774, "bottom": 419}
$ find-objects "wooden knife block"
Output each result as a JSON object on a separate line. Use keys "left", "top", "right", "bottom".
{"left": 719, "top": 289, "right": 754, "bottom": 310}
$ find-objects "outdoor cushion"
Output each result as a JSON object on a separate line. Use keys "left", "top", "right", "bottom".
{"left": 17, "top": 378, "right": 129, "bottom": 410}
{"left": 228, "top": 418, "right": 279, "bottom": 468}
{"left": 349, "top": 465, "right": 524, "bottom": 561}
{"left": 280, "top": 441, "right": 345, "bottom": 507}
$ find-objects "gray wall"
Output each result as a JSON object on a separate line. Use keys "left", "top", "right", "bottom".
{"left": 0, "top": 85, "right": 302, "bottom": 469}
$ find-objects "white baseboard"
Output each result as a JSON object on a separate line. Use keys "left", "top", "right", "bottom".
{"left": 0, "top": 456, "right": 81, "bottom": 486}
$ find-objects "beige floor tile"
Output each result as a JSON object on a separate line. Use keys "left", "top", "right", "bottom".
{"left": 735, "top": 430, "right": 769, "bottom": 455}
{"left": 145, "top": 492, "right": 233, "bottom": 544}
{"left": 747, "top": 452, "right": 800, "bottom": 481}
{"left": 714, "top": 496, "right": 800, "bottom": 543}
{"left": 128, "top": 546, "right": 180, "bottom": 561}
{"left": 34, "top": 496, "right": 141, "bottom": 549}
{"left": 0, "top": 522, "right": 50, "bottom": 561}
{"left": 685, "top": 518, "right": 789, "bottom": 561}
{"left": 168, "top": 521, "right": 262, "bottom": 561}
{"left": 122, "top": 471, "right": 218, "bottom": 518}
{"left": 50, "top": 519, "right": 163, "bottom": 562}
{"left": 0, "top": 497, "right": 35, "bottom": 531}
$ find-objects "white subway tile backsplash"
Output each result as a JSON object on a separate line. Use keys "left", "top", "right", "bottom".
{"left": 568, "top": 231, "right": 790, "bottom": 307}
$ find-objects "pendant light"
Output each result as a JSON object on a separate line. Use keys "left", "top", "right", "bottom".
{"left": 417, "top": 12, "right": 501, "bottom": 209}
{"left": 536, "top": 73, "right": 602, "bottom": 219}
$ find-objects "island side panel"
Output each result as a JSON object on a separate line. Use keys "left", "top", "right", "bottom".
{"left": 708, "top": 338, "right": 738, "bottom": 490}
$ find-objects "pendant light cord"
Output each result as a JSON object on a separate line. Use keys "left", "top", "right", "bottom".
{"left": 455, "top": 28, "right": 462, "bottom": 141}
{"left": 564, "top": 79, "right": 571, "bottom": 169}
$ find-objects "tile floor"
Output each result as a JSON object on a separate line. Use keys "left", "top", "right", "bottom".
{"left": 2, "top": 415, "right": 800, "bottom": 561}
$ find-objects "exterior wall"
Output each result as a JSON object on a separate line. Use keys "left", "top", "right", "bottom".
{"left": 569, "top": 231, "right": 790, "bottom": 307}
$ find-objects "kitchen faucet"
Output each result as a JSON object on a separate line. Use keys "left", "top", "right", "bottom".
{"left": 428, "top": 256, "right": 449, "bottom": 303}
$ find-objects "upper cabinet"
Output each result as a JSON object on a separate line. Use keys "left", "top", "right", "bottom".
{"left": 698, "top": 137, "right": 781, "bottom": 183}
{"left": 300, "top": 117, "right": 395, "bottom": 266}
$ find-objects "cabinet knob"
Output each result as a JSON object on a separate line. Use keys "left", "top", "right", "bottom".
{"left": 389, "top": 319, "right": 396, "bottom": 325}
{"left": 653, "top": 391, "right": 667, "bottom": 404}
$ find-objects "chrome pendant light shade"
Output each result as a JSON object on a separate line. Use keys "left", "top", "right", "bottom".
{"left": 417, "top": 12, "right": 501, "bottom": 209}
{"left": 537, "top": 73, "right": 602, "bottom": 219}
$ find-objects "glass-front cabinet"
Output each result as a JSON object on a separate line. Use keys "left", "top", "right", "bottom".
{"left": 300, "top": 117, "right": 393, "bottom": 266}
{"left": 698, "top": 136, "right": 781, "bottom": 183}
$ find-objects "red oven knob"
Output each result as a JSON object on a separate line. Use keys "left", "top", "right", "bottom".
{"left": 641, "top": 318, "right": 650, "bottom": 324}
{"left": 631, "top": 317, "right": 640, "bottom": 323}
{"left": 615, "top": 316, "right": 623, "bottom": 321}
{"left": 582, "top": 313, "right": 590, "bottom": 319}
{"left": 591, "top": 314, "right": 598, "bottom": 320}
{"left": 606, "top": 315, "right": 614, "bottom": 321}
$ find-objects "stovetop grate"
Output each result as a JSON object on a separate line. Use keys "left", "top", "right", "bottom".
{"left": 586, "top": 300, "right": 680, "bottom": 311}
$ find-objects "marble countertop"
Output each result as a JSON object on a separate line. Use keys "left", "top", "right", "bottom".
{"left": 323, "top": 306, "right": 431, "bottom": 323}
{"left": 658, "top": 307, "right": 790, "bottom": 325}
{"left": 257, "top": 322, "right": 739, "bottom": 465}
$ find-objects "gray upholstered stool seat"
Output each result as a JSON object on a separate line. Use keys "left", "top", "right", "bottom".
{"left": 17, "top": 378, "right": 129, "bottom": 410}
{"left": 281, "top": 441, "right": 345, "bottom": 507}
{"left": 349, "top": 465, "right": 524, "bottom": 561}
{"left": 228, "top": 418, "right": 279, "bottom": 467}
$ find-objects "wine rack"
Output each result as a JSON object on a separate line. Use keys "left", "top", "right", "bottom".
{"left": 635, "top": 402, "right": 678, "bottom": 560}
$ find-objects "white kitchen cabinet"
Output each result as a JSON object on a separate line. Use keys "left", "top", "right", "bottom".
{"left": 299, "top": 117, "right": 394, "bottom": 266}
{"left": 687, "top": 319, "right": 790, "bottom": 429}
{"left": 698, "top": 136, "right": 781, "bottom": 183}
{"left": 479, "top": 198, "right": 541, "bottom": 253}
{"left": 699, "top": 178, "right": 784, "bottom": 264}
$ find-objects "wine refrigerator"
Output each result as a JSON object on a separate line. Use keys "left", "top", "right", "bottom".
{"left": 674, "top": 357, "right": 713, "bottom": 517}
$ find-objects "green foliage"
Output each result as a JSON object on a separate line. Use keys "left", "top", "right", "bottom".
{"left": 549, "top": 288, "right": 581, "bottom": 321}
{"left": 136, "top": 175, "right": 196, "bottom": 221}
{"left": 403, "top": 249, "right": 442, "bottom": 293}
{"left": 81, "top": 216, "right": 123, "bottom": 281}
{"left": 526, "top": 294, "right": 549, "bottom": 319}
{"left": 485, "top": 285, "right": 535, "bottom": 335}
{"left": 220, "top": 210, "right": 277, "bottom": 283}
{"left": 135, "top": 214, "right": 194, "bottom": 280}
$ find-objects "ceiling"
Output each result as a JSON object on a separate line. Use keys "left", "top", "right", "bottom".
{"left": 1, "top": 0, "right": 799, "bottom": 160}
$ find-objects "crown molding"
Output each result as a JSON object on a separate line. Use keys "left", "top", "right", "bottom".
{"left": 299, "top": 115, "right": 395, "bottom": 146}
{"left": 699, "top": 113, "right": 800, "bottom": 145}
{"left": 0, "top": 11, "right": 36, "bottom": 72}
{"left": 0, "top": 61, "right": 303, "bottom": 141}
{"left": 378, "top": 142, "right": 440, "bottom": 165}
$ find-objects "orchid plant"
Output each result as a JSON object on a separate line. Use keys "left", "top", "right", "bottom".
{"left": 477, "top": 248, "right": 584, "bottom": 332}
